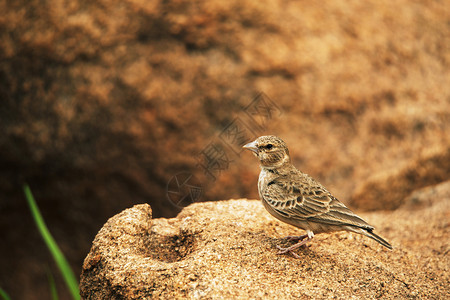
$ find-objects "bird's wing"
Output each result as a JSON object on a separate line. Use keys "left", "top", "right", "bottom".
{"left": 262, "top": 174, "right": 373, "bottom": 229}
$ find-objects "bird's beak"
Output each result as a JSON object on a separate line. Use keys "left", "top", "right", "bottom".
{"left": 243, "top": 140, "right": 258, "bottom": 154}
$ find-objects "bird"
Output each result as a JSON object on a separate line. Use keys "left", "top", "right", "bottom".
{"left": 243, "top": 135, "right": 392, "bottom": 258}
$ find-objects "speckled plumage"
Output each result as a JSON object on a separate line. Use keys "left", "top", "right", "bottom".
{"left": 243, "top": 135, "right": 392, "bottom": 258}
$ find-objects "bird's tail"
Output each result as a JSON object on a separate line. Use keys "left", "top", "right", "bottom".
{"left": 363, "top": 230, "right": 393, "bottom": 250}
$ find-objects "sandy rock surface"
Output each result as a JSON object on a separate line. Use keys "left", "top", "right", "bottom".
{"left": 80, "top": 192, "right": 449, "bottom": 299}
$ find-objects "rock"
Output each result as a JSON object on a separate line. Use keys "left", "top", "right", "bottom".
{"left": 2, "top": 0, "right": 450, "bottom": 298}
{"left": 80, "top": 197, "right": 449, "bottom": 299}
{"left": 350, "top": 145, "right": 450, "bottom": 210}
{"left": 401, "top": 180, "right": 450, "bottom": 210}
{"left": 1, "top": 0, "right": 450, "bottom": 221}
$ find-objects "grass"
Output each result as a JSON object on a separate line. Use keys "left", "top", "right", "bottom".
{"left": 47, "top": 267, "right": 59, "bottom": 300}
{"left": 23, "top": 184, "right": 80, "bottom": 300}
{"left": 0, "top": 288, "right": 11, "bottom": 300}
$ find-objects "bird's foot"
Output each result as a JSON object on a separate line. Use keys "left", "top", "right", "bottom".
{"left": 277, "top": 236, "right": 312, "bottom": 258}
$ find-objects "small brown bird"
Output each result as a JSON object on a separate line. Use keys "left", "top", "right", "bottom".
{"left": 243, "top": 135, "right": 392, "bottom": 258}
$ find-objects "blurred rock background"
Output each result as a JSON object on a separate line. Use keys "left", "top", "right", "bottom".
{"left": 0, "top": 0, "right": 449, "bottom": 299}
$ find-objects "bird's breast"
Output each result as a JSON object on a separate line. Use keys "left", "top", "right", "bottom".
{"left": 258, "top": 168, "right": 271, "bottom": 199}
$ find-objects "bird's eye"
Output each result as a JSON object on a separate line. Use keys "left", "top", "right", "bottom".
{"left": 266, "top": 144, "right": 273, "bottom": 150}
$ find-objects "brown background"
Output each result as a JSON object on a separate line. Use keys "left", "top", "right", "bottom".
{"left": 1, "top": 0, "right": 449, "bottom": 299}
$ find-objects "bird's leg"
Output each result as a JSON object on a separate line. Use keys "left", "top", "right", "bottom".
{"left": 283, "top": 234, "right": 308, "bottom": 242}
{"left": 277, "top": 231, "right": 314, "bottom": 258}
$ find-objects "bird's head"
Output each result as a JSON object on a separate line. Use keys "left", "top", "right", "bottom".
{"left": 243, "top": 135, "right": 290, "bottom": 169}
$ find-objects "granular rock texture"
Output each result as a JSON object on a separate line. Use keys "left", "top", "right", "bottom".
{"left": 80, "top": 194, "right": 449, "bottom": 299}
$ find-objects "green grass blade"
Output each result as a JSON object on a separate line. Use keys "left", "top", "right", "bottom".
{"left": 0, "top": 288, "right": 11, "bottom": 300}
{"left": 46, "top": 268, "right": 59, "bottom": 300}
{"left": 23, "top": 185, "right": 80, "bottom": 300}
